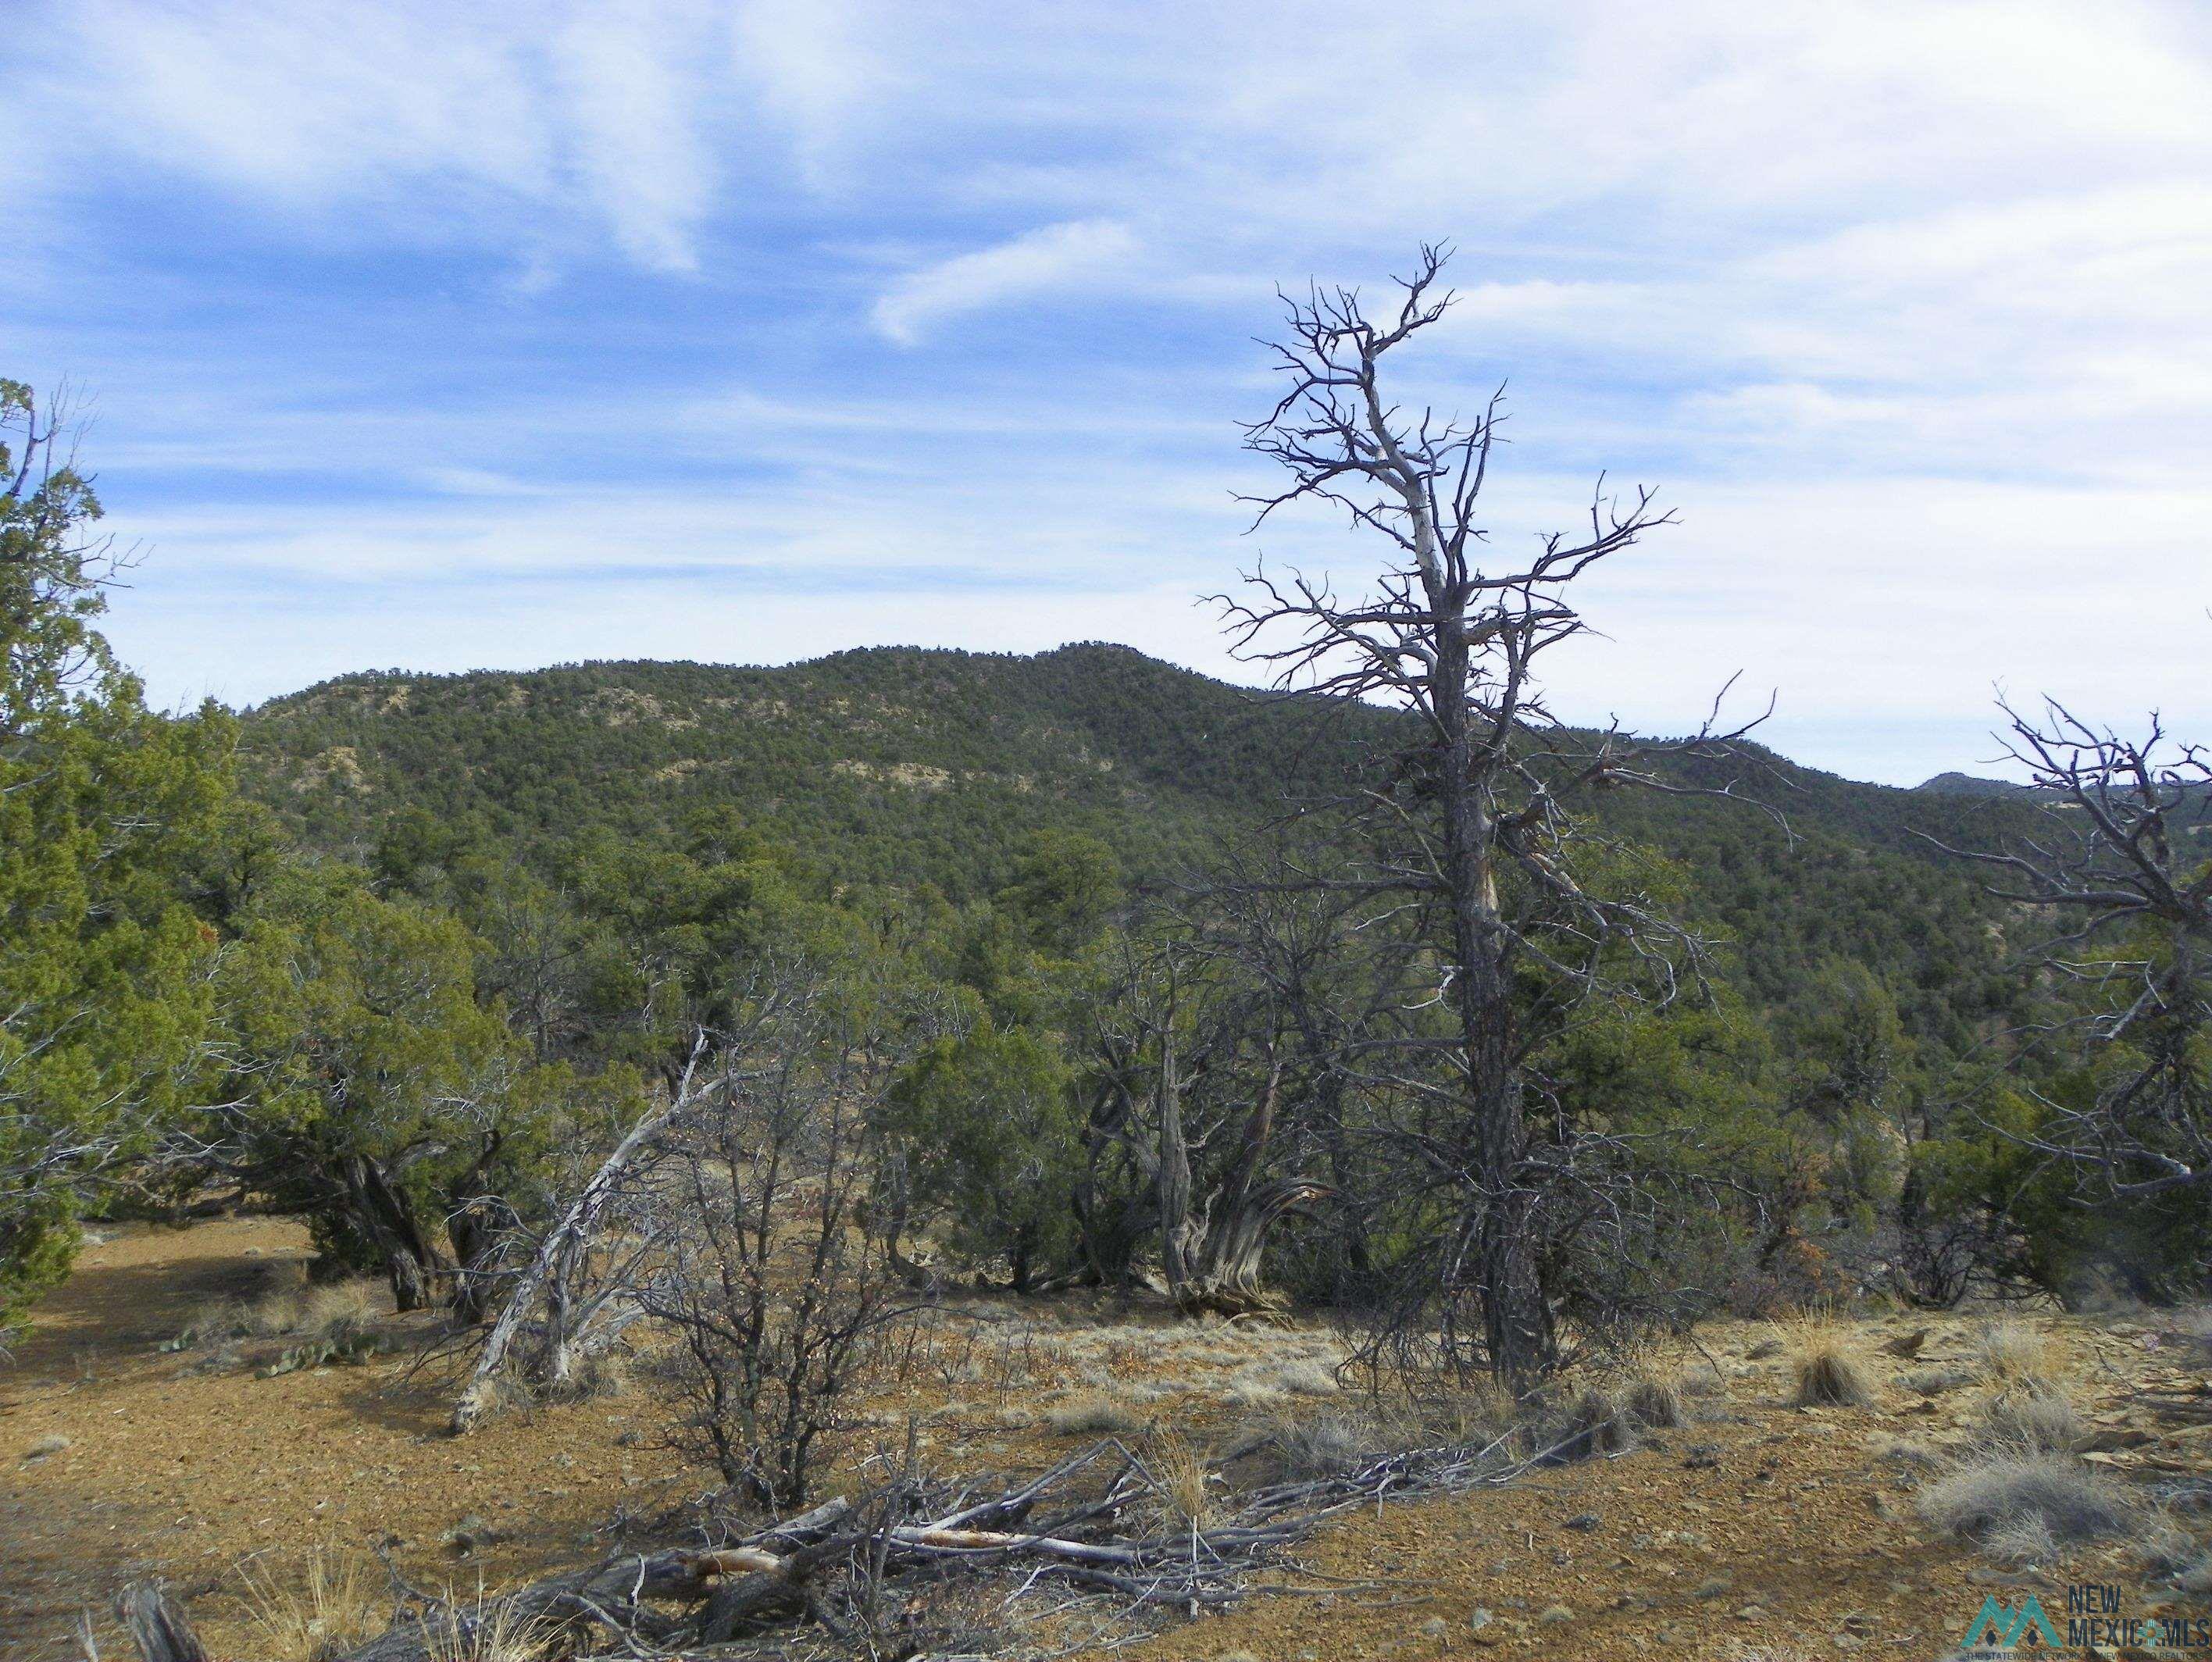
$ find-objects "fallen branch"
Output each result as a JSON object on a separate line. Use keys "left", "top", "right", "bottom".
{"left": 107, "top": 1421, "right": 1572, "bottom": 1662}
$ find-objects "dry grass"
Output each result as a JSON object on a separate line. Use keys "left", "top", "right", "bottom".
{"left": 1622, "top": 1368, "right": 1686, "bottom": 1429}
{"left": 1230, "top": 1358, "right": 1340, "bottom": 1398}
{"left": 1978, "top": 1385, "right": 2083, "bottom": 1456}
{"left": 1970, "top": 1319, "right": 2061, "bottom": 1389}
{"left": 1142, "top": 1430, "right": 1218, "bottom": 1531}
{"left": 1044, "top": 1391, "right": 1150, "bottom": 1436}
{"left": 1982, "top": 1514, "right": 2060, "bottom": 1567}
{"left": 1918, "top": 1452, "right": 2138, "bottom": 1550}
{"left": 22, "top": 1432, "right": 70, "bottom": 1460}
{"left": 1785, "top": 1320, "right": 1875, "bottom": 1408}
{"left": 1252, "top": 1407, "right": 1393, "bottom": 1479}
{"left": 236, "top": 1546, "right": 384, "bottom": 1662}
{"left": 530, "top": 1350, "right": 630, "bottom": 1406}
{"left": 420, "top": 1595, "right": 553, "bottom": 1662}
{"left": 1553, "top": 1386, "right": 1637, "bottom": 1460}
{"left": 1866, "top": 1432, "right": 1943, "bottom": 1471}
{"left": 1678, "top": 1362, "right": 1729, "bottom": 1400}
{"left": 2139, "top": 1515, "right": 2207, "bottom": 1582}
{"left": 2174, "top": 1304, "right": 2212, "bottom": 1362}
{"left": 180, "top": 1276, "right": 383, "bottom": 1353}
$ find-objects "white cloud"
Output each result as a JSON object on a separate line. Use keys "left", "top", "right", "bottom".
{"left": 870, "top": 220, "right": 1140, "bottom": 344}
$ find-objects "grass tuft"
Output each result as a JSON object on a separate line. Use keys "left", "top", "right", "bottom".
{"left": 1142, "top": 1430, "right": 1217, "bottom": 1531}
{"left": 1045, "top": 1392, "right": 1150, "bottom": 1437}
{"left": 1623, "top": 1369, "right": 1686, "bottom": 1429}
{"left": 1970, "top": 1320, "right": 2060, "bottom": 1389}
{"left": 1258, "top": 1408, "right": 1389, "bottom": 1478}
{"left": 1918, "top": 1451, "right": 2138, "bottom": 1549}
{"left": 237, "top": 1546, "right": 383, "bottom": 1662}
{"left": 1786, "top": 1321, "right": 1875, "bottom": 1408}
{"left": 1978, "top": 1386, "right": 2083, "bottom": 1456}
{"left": 1552, "top": 1386, "right": 1637, "bottom": 1461}
{"left": 422, "top": 1594, "right": 552, "bottom": 1662}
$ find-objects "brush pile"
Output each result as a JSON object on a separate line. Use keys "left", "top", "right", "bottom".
{"left": 112, "top": 1420, "right": 1604, "bottom": 1661}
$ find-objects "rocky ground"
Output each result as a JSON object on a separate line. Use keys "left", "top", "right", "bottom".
{"left": 4, "top": 1218, "right": 2208, "bottom": 1660}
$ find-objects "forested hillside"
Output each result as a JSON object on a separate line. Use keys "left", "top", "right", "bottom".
{"left": 237, "top": 643, "right": 2040, "bottom": 1042}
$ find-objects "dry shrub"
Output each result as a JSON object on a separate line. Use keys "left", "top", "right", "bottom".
{"left": 1045, "top": 1391, "right": 1149, "bottom": 1436}
{"left": 1918, "top": 1452, "right": 2138, "bottom": 1549}
{"left": 1971, "top": 1320, "right": 2060, "bottom": 1389}
{"left": 23, "top": 1432, "right": 70, "bottom": 1460}
{"left": 1867, "top": 1432, "right": 1943, "bottom": 1471}
{"left": 1551, "top": 1386, "right": 1636, "bottom": 1461}
{"left": 1786, "top": 1320, "right": 1875, "bottom": 1408}
{"left": 1254, "top": 1407, "right": 1394, "bottom": 1478}
{"left": 1679, "top": 1362, "right": 1729, "bottom": 1400}
{"left": 237, "top": 1547, "right": 383, "bottom": 1662}
{"left": 1979, "top": 1386, "right": 2083, "bottom": 1456}
{"left": 1623, "top": 1369, "right": 1686, "bottom": 1429}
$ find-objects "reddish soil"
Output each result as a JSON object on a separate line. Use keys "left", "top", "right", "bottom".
{"left": 5, "top": 1218, "right": 2208, "bottom": 1660}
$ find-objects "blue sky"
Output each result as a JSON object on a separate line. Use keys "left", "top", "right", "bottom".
{"left": 5, "top": 0, "right": 2210, "bottom": 783}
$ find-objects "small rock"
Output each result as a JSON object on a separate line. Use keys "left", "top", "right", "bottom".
{"left": 1564, "top": 1511, "right": 1601, "bottom": 1532}
{"left": 1419, "top": 1617, "right": 1449, "bottom": 1640}
{"left": 1468, "top": 1608, "right": 1493, "bottom": 1632}
{"left": 444, "top": 1514, "right": 505, "bottom": 1556}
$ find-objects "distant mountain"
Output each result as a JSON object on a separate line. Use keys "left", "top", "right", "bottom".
{"left": 236, "top": 644, "right": 2046, "bottom": 1041}
{"left": 1916, "top": 772, "right": 2033, "bottom": 797}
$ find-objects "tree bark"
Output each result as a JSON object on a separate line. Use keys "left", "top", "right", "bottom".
{"left": 339, "top": 1154, "right": 450, "bottom": 1312}
{"left": 115, "top": 1584, "right": 209, "bottom": 1662}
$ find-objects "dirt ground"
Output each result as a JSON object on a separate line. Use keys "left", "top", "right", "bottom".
{"left": 5, "top": 1218, "right": 2208, "bottom": 1660}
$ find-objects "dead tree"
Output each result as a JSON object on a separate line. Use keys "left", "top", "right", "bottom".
{"left": 449, "top": 1036, "right": 712, "bottom": 1434}
{"left": 1926, "top": 697, "right": 2212, "bottom": 1212}
{"left": 640, "top": 989, "right": 923, "bottom": 1511}
{"left": 1224, "top": 244, "right": 1764, "bottom": 1378}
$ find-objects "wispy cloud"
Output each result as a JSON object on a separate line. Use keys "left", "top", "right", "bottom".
{"left": 6, "top": 0, "right": 2211, "bottom": 783}
{"left": 870, "top": 220, "right": 1141, "bottom": 344}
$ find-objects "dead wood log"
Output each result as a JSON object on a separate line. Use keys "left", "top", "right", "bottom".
{"left": 114, "top": 1584, "right": 209, "bottom": 1662}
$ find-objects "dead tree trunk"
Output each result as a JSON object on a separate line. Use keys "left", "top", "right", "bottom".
{"left": 114, "top": 1585, "right": 208, "bottom": 1662}
{"left": 451, "top": 1041, "right": 708, "bottom": 1433}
